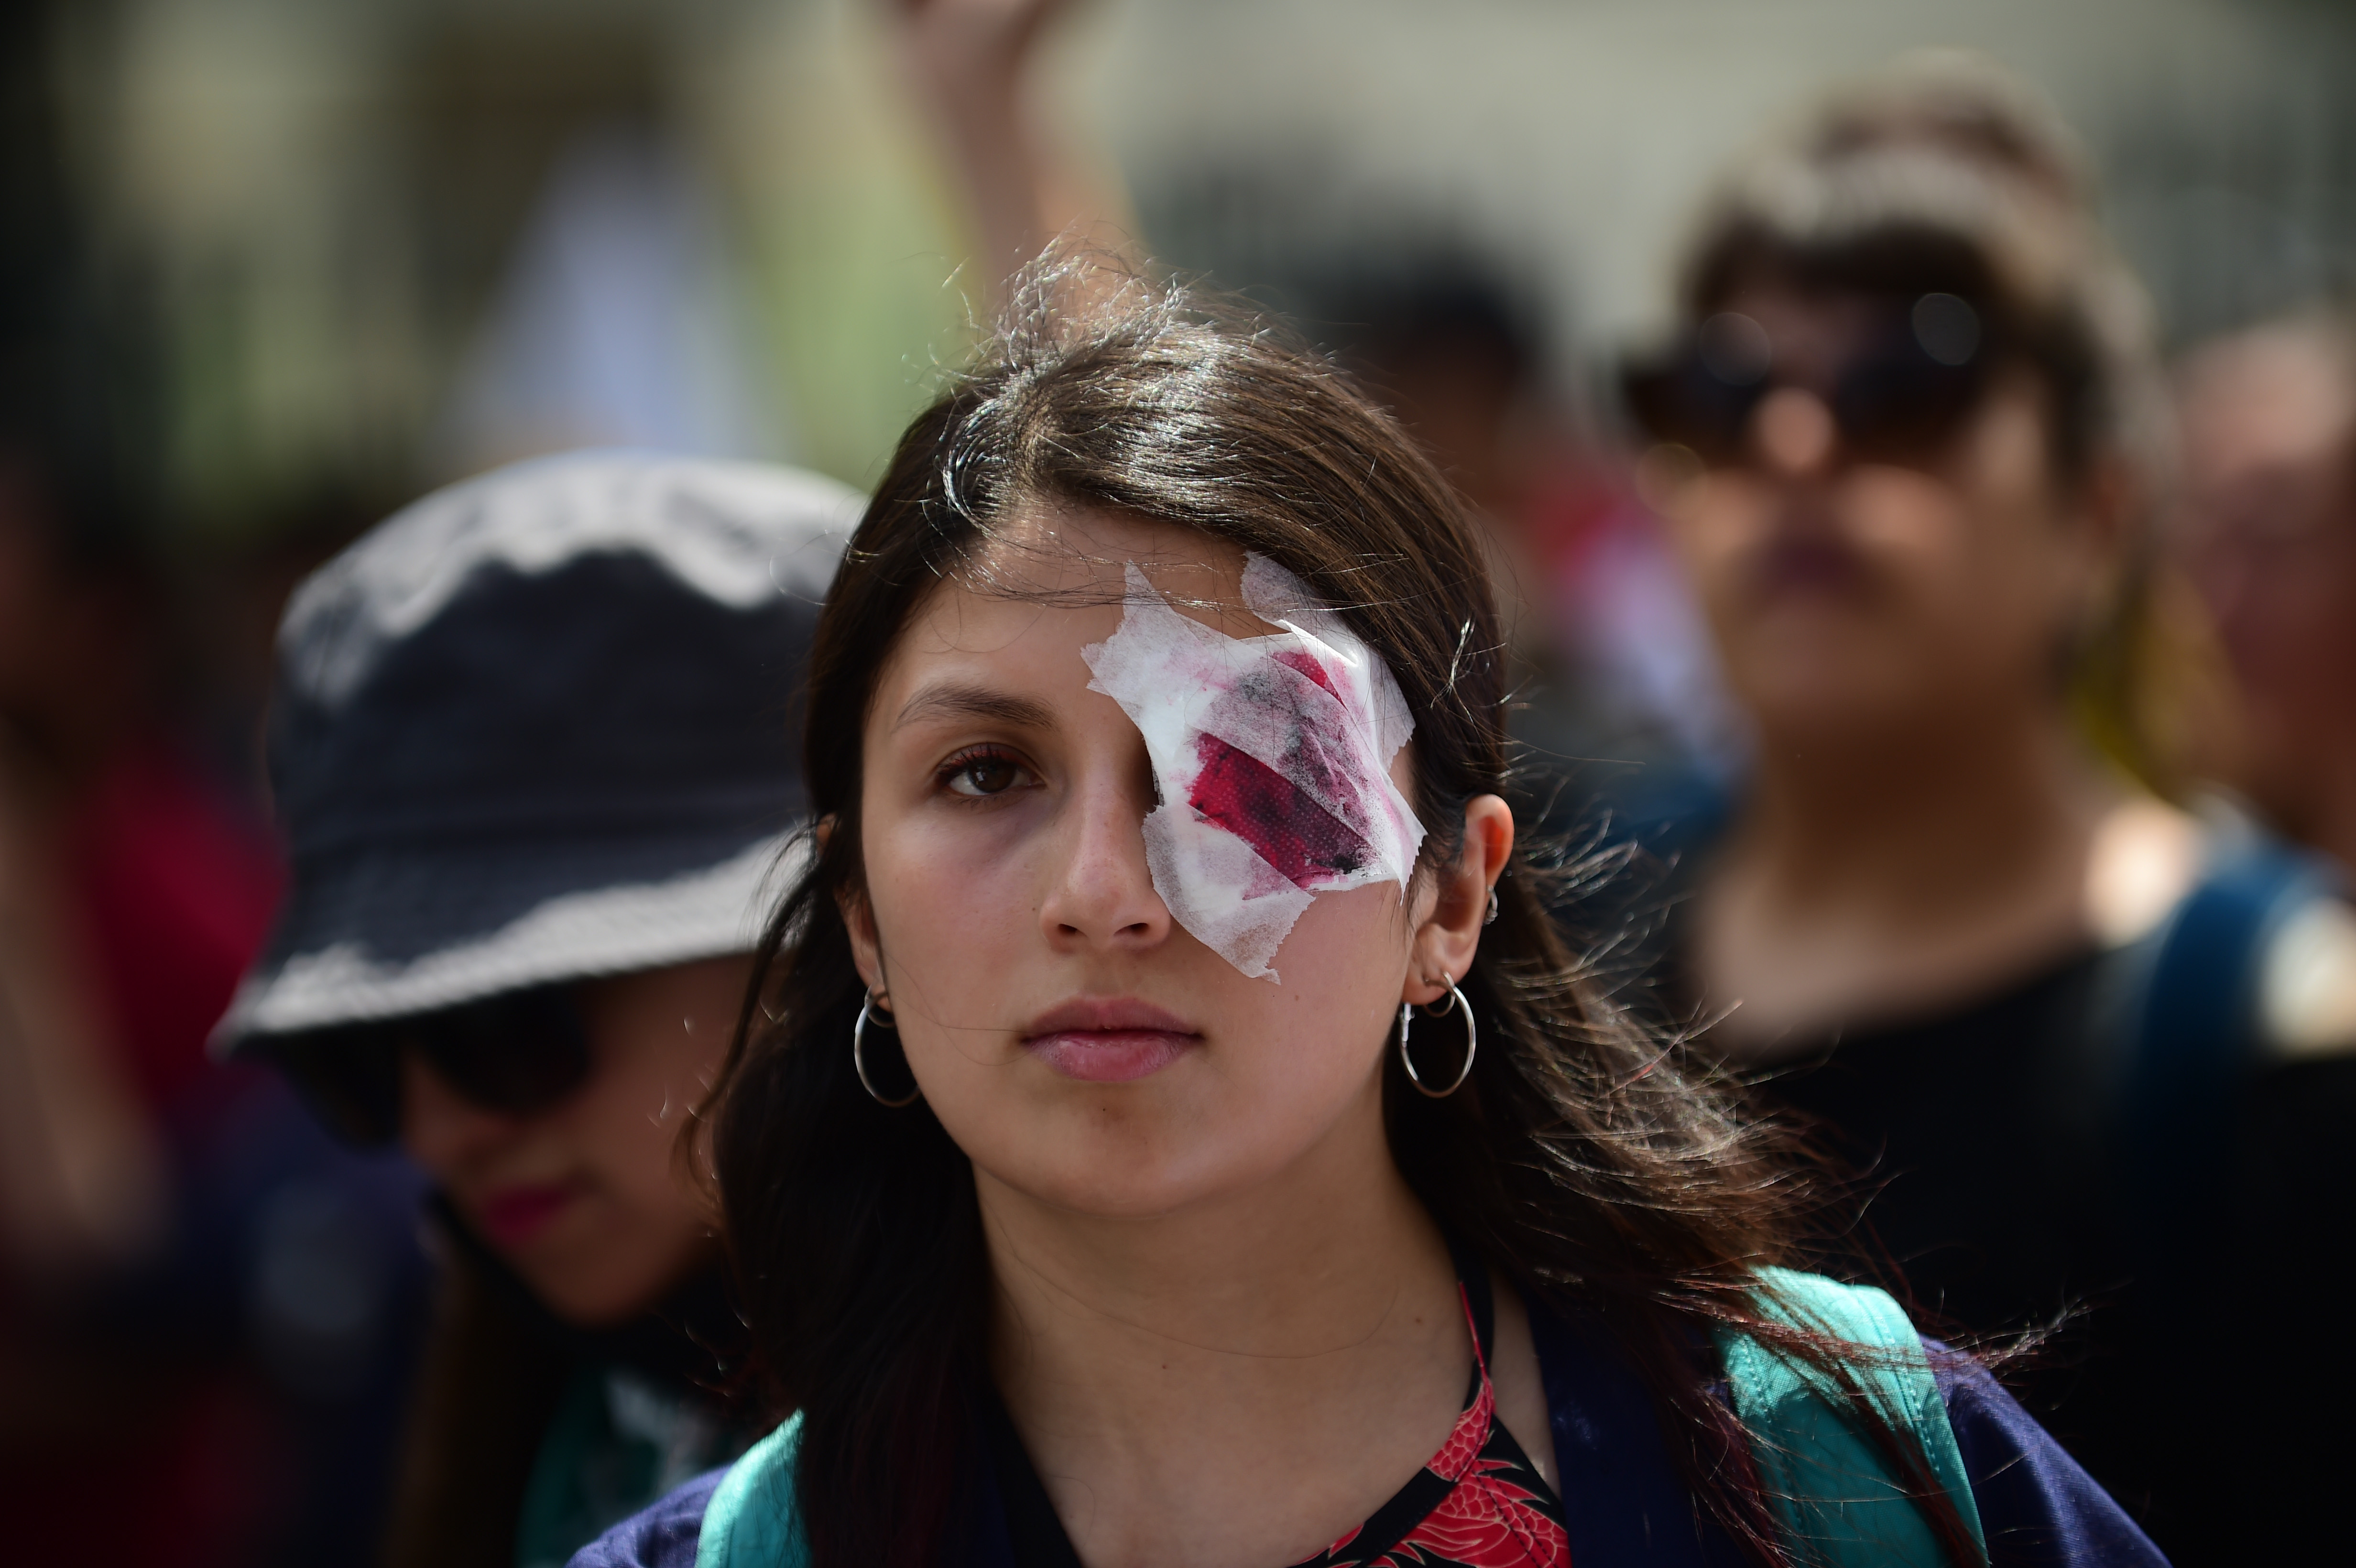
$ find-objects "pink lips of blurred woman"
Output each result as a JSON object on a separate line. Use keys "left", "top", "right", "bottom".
{"left": 1022, "top": 1000, "right": 1200, "bottom": 1084}
{"left": 477, "top": 1183, "right": 579, "bottom": 1249}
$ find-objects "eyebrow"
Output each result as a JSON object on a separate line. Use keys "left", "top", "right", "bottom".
{"left": 893, "top": 681, "right": 1058, "bottom": 733}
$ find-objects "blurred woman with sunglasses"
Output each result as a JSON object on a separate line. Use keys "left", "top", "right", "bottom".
{"left": 1624, "top": 54, "right": 2356, "bottom": 1563}
{"left": 213, "top": 451, "right": 858, "bottom": 1568}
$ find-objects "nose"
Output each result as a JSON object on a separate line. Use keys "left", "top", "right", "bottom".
{"left": 1038, "top": 765, "right": 1173, "bottom": 954}
{"left": 1751, "top": 386, "right": 1838, "bottom": 476}
{"left": 399, "top": 1054, "right": 522, "bottom": 1181}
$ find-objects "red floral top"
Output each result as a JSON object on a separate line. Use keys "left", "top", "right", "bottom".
{"left": 985, "top": 1263, "right": 1571, "bottom": 1568}
{"left": 1298, "top": 1276, "right": 1570, "bottom": 1568}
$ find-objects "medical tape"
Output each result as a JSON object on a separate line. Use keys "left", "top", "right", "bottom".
{"left": 1080, "top": 554, "right": 1426, "bottom": 981}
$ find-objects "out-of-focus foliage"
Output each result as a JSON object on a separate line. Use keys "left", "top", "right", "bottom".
{"left": 44, "top": 0, "right": 2356, "bottom": 541}
{"left": 63, "top": 0, "right": 975, "bottom": 536}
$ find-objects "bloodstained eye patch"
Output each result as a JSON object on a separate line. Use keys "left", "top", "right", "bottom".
{"left": 1081, "top": 555, "right": 1424, "bottom": 981}
{"left": 1189, "top": 734, "right": 1374, "bottom": 885}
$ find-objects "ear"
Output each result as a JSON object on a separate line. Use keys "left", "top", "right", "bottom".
{"left": 1404, "top": 795, "right": 1515, "bottom": 1007}
{"left": 817, "top": 816, "right": 888, "bottom": 1003}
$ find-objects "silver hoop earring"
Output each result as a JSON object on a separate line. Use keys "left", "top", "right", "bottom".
{"left": 853, "top": 994, "right": 920, "bottom": 1108}
{"left": 1398, "top": 980, "right": 1477, "bottom": 1099}
{"left": 1484, "top": 887, "right": 1500, "bottom": 926}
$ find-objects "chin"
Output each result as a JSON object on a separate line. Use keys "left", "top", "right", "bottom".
{"left": 524, "top": 1261, "right": 684, "bottom": 1328}
{"left": 1738, "top": 654, "right": 1922, "bottom": 736}
{"left": 511, "top": 1220, "right": 709, "bottom": 1328}
{"left": 979, "top": 1118, "right": 1309, "bottom": 1222}
{"left": 1743, "top": 684, "right": 1875, "bottom": 734}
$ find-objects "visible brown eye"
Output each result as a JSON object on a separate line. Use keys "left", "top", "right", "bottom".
{"left": 942, "top": 749, "right": 1029, "bottom": 797}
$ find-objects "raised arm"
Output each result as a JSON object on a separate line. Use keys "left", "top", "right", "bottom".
{"left": 884, "top": 0, "right": 1139, "bottom": 307}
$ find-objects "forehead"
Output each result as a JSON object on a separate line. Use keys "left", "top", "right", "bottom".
{"left": 876, "top": 507, "right": 1273, "bottom": 699}
{"left": 1718, "top": 280, "right": 1891, "bottom": 327}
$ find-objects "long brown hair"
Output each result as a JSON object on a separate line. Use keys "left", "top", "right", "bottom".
{"left": 704, "top": 259, "right": 1981, "bottom": 1568}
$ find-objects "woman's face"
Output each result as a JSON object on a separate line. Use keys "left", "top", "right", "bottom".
{"left": 2176, "top": 327, "right": 2356, "bottom": 820}
{"left": 400, "top": 955, "right": 745, "bottom": 1325}
{"left": 1661, "top": 285, "right": 2115, "bottom": 743}
{"left": 845, "top": 510, "right": 1484, "bottom": 1221}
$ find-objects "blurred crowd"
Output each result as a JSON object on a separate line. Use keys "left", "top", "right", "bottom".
{"left": 2, "top": 0, "right": 2353, "bottom": 1564}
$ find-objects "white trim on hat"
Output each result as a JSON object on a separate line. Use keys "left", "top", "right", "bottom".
{"left": 215, "top": 830, "right": 810, "bottom": 1048}
{"left": 283, "top": 451, "right": 859, "bottom": 707}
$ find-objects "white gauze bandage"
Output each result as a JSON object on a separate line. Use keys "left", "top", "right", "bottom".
{"left": 1080, "top": 554, "right": 1426, "bottom": 981}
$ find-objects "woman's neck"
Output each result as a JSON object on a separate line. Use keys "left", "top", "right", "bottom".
{"left": 1751, "top": 697, "right": 2101, "bottom": 883}
{"left": 1698, "top": 697, "right": 2116, "bottom": 1048}
{"left": 980, "top": 1078, "right": 1472, "bottom": 1568}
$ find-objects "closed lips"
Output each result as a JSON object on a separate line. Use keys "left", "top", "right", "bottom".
{"left": 476, "top": 1182, "right": 578, "bottom": 1247}
{"left": 1022, "top": 999, "right": 1199, "bottom": 1083}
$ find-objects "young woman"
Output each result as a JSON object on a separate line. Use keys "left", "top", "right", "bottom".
{"left": 572, "top": 272, "right": 2156, "bottom": 1568}
{"left": 220, "top": 450, "right": 858, "bottom": 1568}
{"left": 1621, "top": 57, "right": 2356, "bottom": 1563}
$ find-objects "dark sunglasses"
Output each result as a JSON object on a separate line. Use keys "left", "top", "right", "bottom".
{"left": 1621, "top": 293, "right": 1995, "bottom": 468}
{"left": 266, "top": 986, "right": 593, "bottom": 1148}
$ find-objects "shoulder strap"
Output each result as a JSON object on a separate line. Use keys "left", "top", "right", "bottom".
{"left": 515, "top": 1367, "right": 612, "bottom": 1568}
{"left": 2120, "top": 837, "right": 2334, "bottom": 1223}
{"left": 1715, "top": 1269, "right": 1985, "bottom": 1568}
{"left": 696, "top": 1414, "right": 807, "bottom": 1568}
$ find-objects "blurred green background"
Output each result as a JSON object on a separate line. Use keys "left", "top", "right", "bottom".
{"left": 26, "top": 0, "right": 2356, "bottom": 539}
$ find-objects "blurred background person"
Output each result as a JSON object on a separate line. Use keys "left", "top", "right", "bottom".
{"left": 2175, "top": 310, "right": 2356, "bottom": 878}
{"left": 1, "top": 4, "right": 431, "bottom": 1562}
{"left": 223, "top": 452, "right": 855, "bottom": 1568}
{"left": 1623, "top": 54, "right": 2356, "bottom": 1562}
{"left": 2, "top": 6, "right": 872, "bottom": 1563}
{"left": 0, "top": 381, "right": 363, "bottom": 1568}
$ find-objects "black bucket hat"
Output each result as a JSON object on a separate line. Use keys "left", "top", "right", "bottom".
{"left": 215, "top": 450, "right": 859, "bottom": 1050}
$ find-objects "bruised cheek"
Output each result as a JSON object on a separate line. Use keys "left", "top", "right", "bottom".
{"left": 861, "top": 817, "right": 1023, "bottom": 987}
